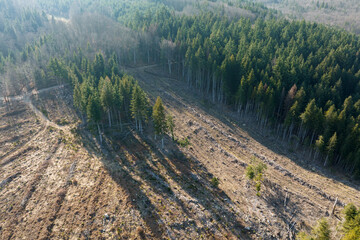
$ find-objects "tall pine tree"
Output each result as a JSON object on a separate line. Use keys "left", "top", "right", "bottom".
{"left": 153, "top": 96, "right": 167, "bottom": 148}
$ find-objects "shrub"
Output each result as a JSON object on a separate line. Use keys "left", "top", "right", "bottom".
{"left": 297, "top": 218, "right": 331, "bottom": 240}
{"left": 245, "top": 157, "right": 267, "bottom": 196}
{"left": 246, "top": 165, "right": 255, "bottom": 180}
{"left": 342, "top": 204, "right": 360, "bottom": 239}
{"left": 211, "top": 177, "right": 219, "bottom": 188}
{"left": 177, "top": 137, "right": 190, "bottom": 147}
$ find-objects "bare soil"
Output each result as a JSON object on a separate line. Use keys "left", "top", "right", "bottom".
{"left": 0, "top": 65, "right": 359, "bottom": 239}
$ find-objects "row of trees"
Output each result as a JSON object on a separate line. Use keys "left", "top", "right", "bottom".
{"left": 2, "top": 0, "right": 360, "bottom": 174}
{"left": 47, "top": 51, "right": 174, "bottom": 144}
{"left": 128, "top": 7, "right": 360, "bottom": 175}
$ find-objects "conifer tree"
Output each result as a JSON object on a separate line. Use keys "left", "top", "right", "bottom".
{"left": 93, "top": 52, "right": 105, "bottom": 81}
{"left": 131, "top": 84, "right": 149, "bottom": 133}
{"left": 153, "top": 96, "right": 167, "bottom": 148}
{"left": 315, "top": 135, "right": 325, "bottom": 153}
{"left": 326, "top": 132, "right": 338, "bottom": 163}
{"left": 167, "top": 115, "right": 175, "bottom": 141}
{"left": 87, "top": 94, "right": 102, "bottom": 143}
{"left": 300, "top": 99, "right": 323, "bottom": 134}
{"left": 297, "top": 218, "right": 331, "bottom": 240}
{"left": 100, "top": 76, "right": 114, "bottom": 127}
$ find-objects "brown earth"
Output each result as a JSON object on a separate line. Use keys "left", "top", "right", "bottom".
{"left": 0, "top": 65, "right": 359, "bottom": 239}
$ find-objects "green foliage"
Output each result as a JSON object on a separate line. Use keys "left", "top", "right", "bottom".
{"left": 48, "top": 57, "right": 70, "bottom": 83}
{"left": 300, "top": 99, "right": 323, "bottom": 133}
{"left": 129, "top": 5, "right": 360, "bottom": 174}
{"left": 152, "top": 97, "right": 168, "bottom": 136}
{"left": 315, "top": 135, "right": 325, "bottom": 153}
{"left": 312, "top": 219, "right": 331, "bottom": 240}
{"left": 298, "top": 204, "right": 360, "bottom": 240}
{"left": 99, "top": 76, "right": 115, "bottom": 111}
{"left": 211, "top": 177, "right": 219, "bottom": 188}
{"left": 86, "top": 94, "right": 101, "bottom": 123}
{"left": 177, "top": 137, "right": 190, "bottom": 147}
{"left": 167, "top": 115, "right": 175, "bottom": 141}
{"left": 342, "top": 204, "right": 360, "bottom": 239}
{"left": 2, "top": 0, "right": 360, "bottom": 176}
{"left": 93, "top": 52, "right": 105, "bottom": 81}
{"left": 63, "top": 51, "right": 149, "bottom": 134}
{"left": 297, "top": 218, "right": 331, "bottom": 240}
{"left": 245, "top": 157, "right": 267, "bottom": 196}
{"left": 131, "top": 84, "right": 150, "bottom": 131}
{"left": 245, "top": 165, "right": 255, "bottom": 180}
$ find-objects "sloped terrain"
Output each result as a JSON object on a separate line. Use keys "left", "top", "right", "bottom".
{"left": 256, "top": 0, "right": 360, "bottom": 33}
{"left": 1, "top": 65, "right": 360, "bottom": 239}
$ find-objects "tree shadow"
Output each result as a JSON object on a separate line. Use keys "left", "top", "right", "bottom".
{"left": 141, "top": 66, "right": 360, "bottom": 206}
{"left": 79, "top": 129, "right": 164, "bottom": 239}
{"left": 261, "top": 179, "right": 303, "bottom": 236}
{"left": 220, "top": 109, "right": 359, "bottom": 206}
{"left": 80, "top": 124, "right": 252, "bottom": 239}
{"left": 131, "top": 131, "right": 250, "bottom": 238}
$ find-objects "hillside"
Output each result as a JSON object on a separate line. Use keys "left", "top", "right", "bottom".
{"left": 1, "top": 0, "right": 360, "bottom": 239}
{"left": 1, "top": 64, "right": 360, "bottom": 239}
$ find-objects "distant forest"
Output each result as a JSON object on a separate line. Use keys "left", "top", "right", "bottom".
{"left": 1, "top": 0, "right": 360, "bottom": 177}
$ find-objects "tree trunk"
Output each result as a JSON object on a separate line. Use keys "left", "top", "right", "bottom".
{"left": 118, "top": 111, "right": 123, "bottom": 132}
{"left": 80, "top": 112, "right": 85, "bottom": 124}
{"left": 212, "top": 73, "right": 216, "bottom": 102}
{"left": 168, "top": 59, "right": 171, "bottom": 75}
{"left": 147, "top": 49, "right": 150, "bottom": 64}
{"left": 182, "top": 59, "right": 185, "bottom": 78}
{"left": 331, "top": 197, "right": 338, "bottom": 216}
{"left": 187, "top": 67, "right": 191, "bottom": 87}
{"left": 108, "top": 110, "right": 111, "bottom": 128}
{"left": 97, "top": 123, "right": 102, "bottom": 144}
{"left": 324, "top": 155, "right": 329, "bottom": 167}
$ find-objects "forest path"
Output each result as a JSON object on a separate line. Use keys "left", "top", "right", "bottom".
{"left": 0, "top": 84, "right": 127, "bottom": 240}
{"left": 0, "top": 84, "right": 69, "bottom": 165}
{"left": 126, "top": 64, "right": 360, "bottom": 238}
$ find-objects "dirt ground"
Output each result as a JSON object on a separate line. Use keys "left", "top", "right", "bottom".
{"left": 1, "top": 65, "right": 360, "bottom": 239}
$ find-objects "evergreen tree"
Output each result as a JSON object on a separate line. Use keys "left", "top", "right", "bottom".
{"left": 315, "top": 135, "right": 325, "bottom": 153}
{"left": 100, "top": 76, "right": 115, "bottom": 127}
{"left": 300, "top": 99, "right": 323, "bottom": 135}
{"left": 167, "top": 115, "right": 175, "bottom": 141}
{"left": 93, "top": 52, "right": 105, "bottom": 81}
{"left": 87, "top": 94, "right": 102, "bottom": 143}
{"left": 131, "top": 84, "right": 149, "bottom": 133}
{"left": 153, "top": 96, "right": 168, "bottom": 148}
{"left": 297, "top": 218, "right": 331, "bottom": 240}
{"left": 326, "top": 132, "right": 338, "bottom": 164}
{"left": 311, "top": 218, "right": 331, "bottom": 240}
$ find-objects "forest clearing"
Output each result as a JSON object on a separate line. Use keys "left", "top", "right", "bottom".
{"left": 1, "top": 64, "right": 359, "bottom": 239}
{"left": 1, "top": 0, "right": 360, "bottom": 239}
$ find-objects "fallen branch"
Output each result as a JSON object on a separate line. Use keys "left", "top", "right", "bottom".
{"left": 0, "top": 172, "right": 20, "bottom": 189}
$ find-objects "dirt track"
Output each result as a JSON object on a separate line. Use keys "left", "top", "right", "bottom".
{"left": 0, "top": 65, "right": 359, "bottom": 239}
